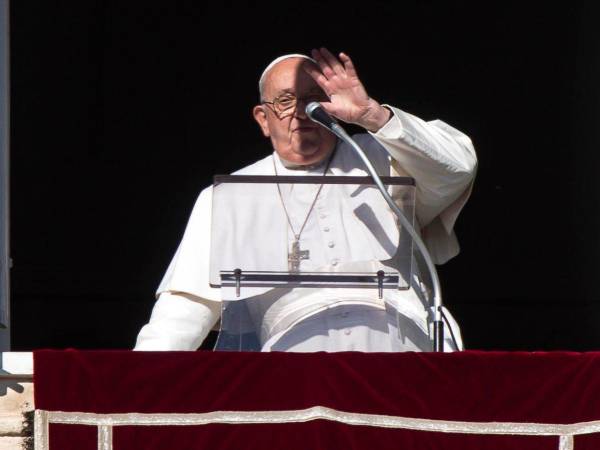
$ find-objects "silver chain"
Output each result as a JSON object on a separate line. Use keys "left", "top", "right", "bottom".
{"left": 272, "top": 151, "right": 335, "bottom": 241}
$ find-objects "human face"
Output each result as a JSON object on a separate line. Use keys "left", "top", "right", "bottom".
{"left": 253, "top": 58, "right": 337, "bottom": 166}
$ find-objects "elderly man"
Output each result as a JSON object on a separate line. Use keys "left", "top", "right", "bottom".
{"left": 135, "top": 48, "right": 477, "bottom": 352}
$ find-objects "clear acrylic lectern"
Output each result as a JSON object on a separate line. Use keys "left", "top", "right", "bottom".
{"left": 209, "top": 175, "right": 416, "bottom": 351}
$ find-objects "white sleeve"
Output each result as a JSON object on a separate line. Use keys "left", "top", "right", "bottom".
{"left": 371, "top": 106, "right": 477, "bottom": 228}
{"left": 156, "top": 187, "right": 222, "bottom": 301}
{"left": 134, "top": 291, "right": 221, "bottom": 351}
{"left": 370, "top": 106, "right": 477, "bottom": 264}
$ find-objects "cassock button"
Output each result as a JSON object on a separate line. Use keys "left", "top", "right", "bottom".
{"left": 328, "top": 241, "right": 335, "bottom": 248}
{"left": 323, "top": 227, "right": 330, "bottom": 232}
{"left": 344, "top": 329, "right": 352, "bottom": 335}
{"left": 320, "top": 213, "right": 327, "bottom": 219}
{"left": 331, "top": 259, "right": 339, "bottom": 266}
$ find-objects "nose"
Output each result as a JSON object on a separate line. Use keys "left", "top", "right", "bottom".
{"left": 293, "top": 99, "right": 309, "bottom": 119}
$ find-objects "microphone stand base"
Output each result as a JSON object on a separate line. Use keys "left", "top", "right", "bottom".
{"left": 433, "top": 320, "right": 444, "bottom": 352}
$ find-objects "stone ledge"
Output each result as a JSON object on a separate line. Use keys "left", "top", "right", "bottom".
{"left": 0, "top": 436, "right": 27, "bottom": 450}
{"left": 0, "top": 413, "right": 27, "bottom": 436}
{"left": 0, "top": 354, "right": 35, "bottom": 442}
{"left": 0, "top": 353, "right": 32, "bottom": 378}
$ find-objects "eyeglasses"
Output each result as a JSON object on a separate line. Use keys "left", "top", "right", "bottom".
{"left": 262, "top": 92, "right": 329, "bottom": 118}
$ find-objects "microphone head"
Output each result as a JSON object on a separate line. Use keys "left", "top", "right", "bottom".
{"left": 305, "top": 102, "right": 338, "bottom": 130}
{"left": 305, "top": 101, "right": 322, "bottom": 118}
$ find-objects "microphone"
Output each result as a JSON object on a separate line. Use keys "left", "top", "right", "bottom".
{"left": 305, "top": 102, "right": 340, "bottom": 132}
{"left": 306, "top": 104, "right": 446, "bottom": 351}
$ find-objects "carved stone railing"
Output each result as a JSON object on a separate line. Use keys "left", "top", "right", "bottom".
{"left": 0, "top": 352, "right": 33, "bottom": 450}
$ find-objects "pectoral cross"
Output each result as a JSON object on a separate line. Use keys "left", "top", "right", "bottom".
{"left": 288, "top": 239, "right": 309, "bottom": 272}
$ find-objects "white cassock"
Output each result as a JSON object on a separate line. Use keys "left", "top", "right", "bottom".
{"left": 134, "top": 106, "right": 477, "bottom": 352}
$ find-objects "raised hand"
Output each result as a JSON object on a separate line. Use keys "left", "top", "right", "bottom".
{"left": 305, "top": 48, "right": 391, "bottom": 132}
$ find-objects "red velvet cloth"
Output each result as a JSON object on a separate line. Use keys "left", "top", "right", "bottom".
{"left": 34, "top": 350, "right": 600, "bottom": 449}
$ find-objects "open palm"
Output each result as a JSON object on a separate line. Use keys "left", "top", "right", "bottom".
{"left": 305, "top": 48, "right": 377, "bottom": 126}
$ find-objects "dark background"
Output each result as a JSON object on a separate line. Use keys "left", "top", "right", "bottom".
{"left": 9, "top": 1, "right": 600, "bottom": 351}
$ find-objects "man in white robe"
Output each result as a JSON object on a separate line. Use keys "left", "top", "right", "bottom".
{"left": 134, "top": 48, "right": 477, "bottom": 352}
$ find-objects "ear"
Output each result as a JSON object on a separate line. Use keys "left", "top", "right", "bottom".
{"left": 253, "top": 105, "right": 271, "bottom": 137}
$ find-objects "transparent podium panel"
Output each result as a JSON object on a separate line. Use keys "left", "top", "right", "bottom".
{"left": 210, "top": 175, "right": 416, "bottom": 351}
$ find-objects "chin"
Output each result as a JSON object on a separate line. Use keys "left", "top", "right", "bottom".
{"left": 296, "top": 149, "right": 329, "bottom": 166}
{"left": 275, "top": 135, "right": 334, "bottom": 165}
{"left": 296, "top": 144, "right": 320, "bottom": 157}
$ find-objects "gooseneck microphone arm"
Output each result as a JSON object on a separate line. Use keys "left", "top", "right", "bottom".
{"left": 305, "top": 102, "right": 445, "bottom": 352}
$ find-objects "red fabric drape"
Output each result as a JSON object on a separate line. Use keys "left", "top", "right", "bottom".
{"left": 33, "top": 350, "right": 600, "bottom": 449}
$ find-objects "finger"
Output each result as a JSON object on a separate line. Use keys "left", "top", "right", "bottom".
{"left": 339, "top": 52, "right": 358, "bottom": 79}
{"left": 311, "top": 48, "right": 335, "bottom": 79}
{"left": 303, "top": 65, "right": 332, "bottom": 95}
{"left": 320, "top": 47, "right": 345, "bottom": 76}
{"left": 319, "top": 101, "right": 351, "bottom": 124}
{"left": 318, "top": 101, "right": 342, "bottom": 119}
